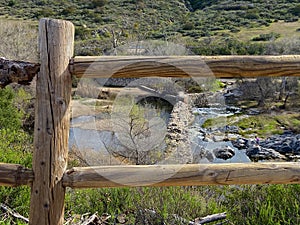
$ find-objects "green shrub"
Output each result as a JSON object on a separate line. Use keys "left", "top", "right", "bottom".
{"left": 35, "top": 7, "right": 55, "bottom": 18}
{"left": 252, "top": 32, "right": 280, "bottom": 41}
{"left": 0, "top": 87, "right": 32, "bottom": 223}
{"left": 90, "top": 0, "right": 107, "bottom": 8}
{"left": 290, "top": 4, "right": 300, "bottom": 16}
{"left": 182, "top": 22, "right": 195, "bottom": 30}
{"left": 62, "top": 6, "right": 77, "bottom": 16}
{"left": 0, "top": 87, "right": 23, "bottom": 131}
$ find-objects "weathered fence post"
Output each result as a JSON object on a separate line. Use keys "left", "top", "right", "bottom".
{"left": 29, "top": 19, "right": 74, "bottom": 225}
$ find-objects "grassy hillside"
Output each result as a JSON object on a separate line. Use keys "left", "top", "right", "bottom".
{"left": 0, "top": 0, "right": 299, "bottom": 56}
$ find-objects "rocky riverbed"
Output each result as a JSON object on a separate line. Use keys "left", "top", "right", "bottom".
{"left": 70, "top": 85, "right": 300, "bottom": 165}
{"left": 166, "top": 89, "right": 300, "bottom": 163}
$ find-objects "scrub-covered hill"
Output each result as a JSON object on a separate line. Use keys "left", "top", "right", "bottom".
{"left": 0, "top": 0, "right": 299, "bottom": 55}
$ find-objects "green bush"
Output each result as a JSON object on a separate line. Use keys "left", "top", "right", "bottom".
{"left": 0, "top": 87, "right": 23, "bottom": 131}
{"left": 252, "top": 32, "right": 280, "bottom": 41}
{"left": 290, "top": 4, "right": 300, "bottom": 16}
{"left": 0, "top": 87, "right": 32, "bottom": 223}
{"left": 90, "top": 0, "right": 107, "bottom": 8}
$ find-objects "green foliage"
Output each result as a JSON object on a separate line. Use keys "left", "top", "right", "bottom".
{"left": 290, "top": 4, "right": 300, "bottom": 16}
{"left": 252, "top": 32, "right": 281, "bottom": 41}
{"left": 90, "top": 0, "right": 107, "bottom": 8}
{"left": 0, "top": 87, "right": 32, "bottom": 223}
{"left": 202, "top": 113, "right": 300, "bottom": 138}
{"left": 36, "top": 6, "right": 55, "bottom": 18}
{"left": 275, "top": 113, "right": 300, "bottom": 133}
{"left": 65, "top": 185, "right": 300, "bottom": 224}
{"left": 234, "top": 115, "right": 284, "bottom": 137}
{"left": 189, "top": 0, "right": 219, "bottom": 10}
{"left": 0, "top": 87, "right": 23, "bottom": 131}
{"left": 245, "top": 9, "right": 260, "bottom": 19}
{"left": 224, "top": 185, "right": 300, "bottom": 224}
{"left": 202, "top": 116, "right": 228, "bottom": 129}
{"left": 187, "top": 85, "right": 203, "bottom": 93}
{"left": 65, "top": 186, "right": 224, "bottom": 224}
{"left": 0, "top": 129, "right": 32, "bottom": 166}
{"left": 0, "top": 186, "right": 31, "bottom": 218}
{"left": 7, "top": 0, "right": 17, "bottom": 7}
{"left": 62, "top": 6, "right": 77, "bottom": 16}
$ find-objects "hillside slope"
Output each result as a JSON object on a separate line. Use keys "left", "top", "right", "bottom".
{"left": 0, "top": 0, "right": 299, "bottom": 55}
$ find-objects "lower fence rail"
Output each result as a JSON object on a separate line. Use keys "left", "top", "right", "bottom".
{"left": 0, "top": 163, "right": 33, "bottom": 187}
{"left": 1, "top": 162, "right": 300, "bottom": 188}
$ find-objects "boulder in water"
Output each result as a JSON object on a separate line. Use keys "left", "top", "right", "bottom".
{"left": 213, "top": 145, "right": 235, "bottom": 160}
{"left": 246, "top": 145, "right": 286, "bottom": 161}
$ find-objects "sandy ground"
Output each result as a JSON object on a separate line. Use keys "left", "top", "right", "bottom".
{"left": 70, "top": 99, "right": 111, "bottom": 118}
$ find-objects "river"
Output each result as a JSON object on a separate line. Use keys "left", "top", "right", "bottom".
{"left": 69, "top": 104, "right": 251, "bottom": 165}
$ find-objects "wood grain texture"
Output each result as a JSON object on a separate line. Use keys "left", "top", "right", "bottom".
{"left": 0, "top": 163, "right": 33, "bottom": 187}
{"left": 29, "top": 18, "right": 74, "bottom": 225}
{"left": 70, "top": 55, "right": 300, "bottom": 78}
{"left": 63, "top": 162, "right": 300, "bottom": 188}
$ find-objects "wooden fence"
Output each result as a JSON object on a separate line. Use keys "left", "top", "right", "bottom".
{"left": 0, "top": 18, "right": 300, "bottom": 224}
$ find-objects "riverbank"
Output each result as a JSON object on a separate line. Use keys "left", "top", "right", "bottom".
{"left": 69, "top": 84, "right": 300, "bottom": 165}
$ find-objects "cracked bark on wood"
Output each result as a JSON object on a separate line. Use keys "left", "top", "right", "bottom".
{"left": 0, "top": 57, "right": 39, "bottom": 88}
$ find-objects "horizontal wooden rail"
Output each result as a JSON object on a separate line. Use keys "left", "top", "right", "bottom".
{"left": 1, "top": 55, "right": 300, "bottom": 87}
{"left": 0, "top": 163, "right": 34, "bottom": 187}
{"left": 63, "top": 162, "right": 300, "bottom": 188}
{"left": 2, "top": 162, "right": 300, "bottom": 188}
{"left": 70, "top": 55, "right": 300, "bottom": 78}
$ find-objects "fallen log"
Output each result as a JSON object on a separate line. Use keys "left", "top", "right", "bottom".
{"left": 81, "top": 213, "right": 99, "bottom": 225}
{"left": 193, "top": 212, "right": 227, "bottom": 224}
{"left": 0, "top": 203, "right": 29, "bottom": 223}
{"left": 0, "top": 57, "right": 39, "bottom": 88}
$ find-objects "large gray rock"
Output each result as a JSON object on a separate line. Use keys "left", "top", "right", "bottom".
{"left": 246, "top": 145, "right": 286, "bottom": 161}
{"left": 213, "top": 146, "right": 235, "bottom": 160}
{"left": 260, "top": 134, "right": 300, "bottom": 155}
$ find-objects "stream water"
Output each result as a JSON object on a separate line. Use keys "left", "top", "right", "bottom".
{"left": 189, "top": 106, "right": 251, "bottom": 163}
{"left": 69, "top": 105, "right": 251, "bottom": 165}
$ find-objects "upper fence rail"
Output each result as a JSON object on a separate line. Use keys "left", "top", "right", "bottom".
{"left": 70, "top": 55, "right": 300, "bottom": 78}
{"left": 1, "top": 55, "right": 300, "bottom": 88}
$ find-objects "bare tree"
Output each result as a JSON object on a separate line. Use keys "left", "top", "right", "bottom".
{"left": 0, "top": 20, "right": 38, "bottom": 62}
{"left": 237, "top": 78, "right": 276, "bottom": 107}
{"left": 256, "top": 77, "right": 277, "bottom": 107}
{"left": 237, "top": 76, "right": 299, "bottom": 108}
{"left": 109, "top": 98, "right": 168, "bottom": 165}
{"left": 265, "top": 37, "right": 300, "bottom": 55}
{"left": 278, "top": 77, "right": 299, "bottom": 109}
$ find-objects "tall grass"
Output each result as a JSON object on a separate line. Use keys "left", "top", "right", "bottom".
{"left": 63, "top": 184, "right": 300, "bottom": 224}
